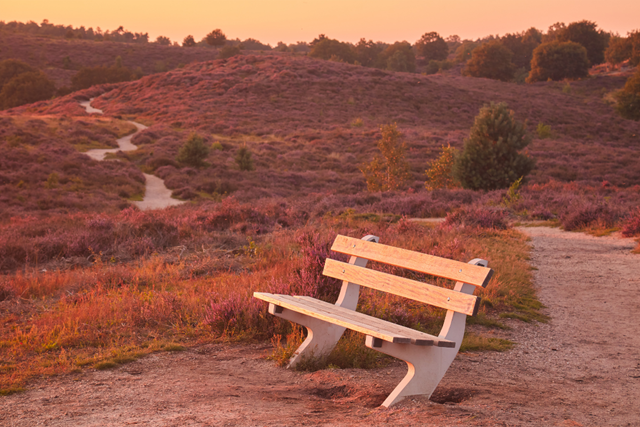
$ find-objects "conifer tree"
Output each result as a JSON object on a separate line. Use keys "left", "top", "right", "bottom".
{"left": 177, "top": 133, "right": 210, "bottom": 167}
{"left": 453, "top": 103, "right": 535, "bottom": 191}
{"left": 235, "top": 145, "right": 254, "bottom": 171}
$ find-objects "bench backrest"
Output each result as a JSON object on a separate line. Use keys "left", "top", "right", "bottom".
{"left": 324, "top": 235, "right": 494, "bottom": 316}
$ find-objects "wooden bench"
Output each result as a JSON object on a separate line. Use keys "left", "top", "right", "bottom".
{"left": 254, "top": 234, "right": 493, "bottom": 407}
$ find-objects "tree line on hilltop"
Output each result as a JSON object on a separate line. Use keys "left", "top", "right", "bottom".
{"left": 1, "top": 19, "right": 639, "bottom": 120}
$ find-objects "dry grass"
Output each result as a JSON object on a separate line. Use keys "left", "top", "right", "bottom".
{"left": 0, "top": 217, "right": 540, "bottom": 393}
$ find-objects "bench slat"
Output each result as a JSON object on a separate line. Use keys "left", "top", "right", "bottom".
{"left": 254, "top": 292, "right": 454, "bottom": 347}
{"left": 323, "top": 259, "right": 480, "bottom": 316}
{"left": 331, "top": 235, "right": 493, "bottom": 288}
{"left": 294, "top": 296, "right": 454, "bottom": 347}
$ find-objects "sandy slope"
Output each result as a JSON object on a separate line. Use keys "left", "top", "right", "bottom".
{"left": 1, "top": 227, "right": 639, "bottom": 426}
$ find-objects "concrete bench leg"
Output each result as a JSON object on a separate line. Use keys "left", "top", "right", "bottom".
{"left": 269, "top": 304, "right": 346, "bottom": 368}
{"left": 365, "top": 336, "right": 457, "bottom": 407}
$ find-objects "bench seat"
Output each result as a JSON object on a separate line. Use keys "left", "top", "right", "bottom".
{"left": 255, "top": 292, "right": 455, "bottom": 347}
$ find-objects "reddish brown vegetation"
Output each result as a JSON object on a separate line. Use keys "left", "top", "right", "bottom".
{"left": 0, "top": 115, "right": 143, "bottom": 219}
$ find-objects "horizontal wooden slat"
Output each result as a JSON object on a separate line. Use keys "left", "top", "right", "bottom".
{"left": 294, "top": 296, "right": 454, "bottom": 347}
{"left": 331, "top": 235, "right": 493, "bottom": 288}
{"left": 254, "top": 293, "right": 455, "bottom": 347}
{"left": 323, "top": 259, "right": 480, "bottom": 316}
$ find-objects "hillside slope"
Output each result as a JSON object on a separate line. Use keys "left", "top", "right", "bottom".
{"left": 8, "top": 54, "right": 640, "bottom": 202}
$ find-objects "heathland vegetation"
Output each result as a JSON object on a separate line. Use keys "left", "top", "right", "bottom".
{"left": 1, "top": 18, "right": 640, "bottom": 395}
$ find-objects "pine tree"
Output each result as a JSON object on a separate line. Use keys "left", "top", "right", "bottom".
{"left": 235, "top": 145, "right": 254, "bottom": 171}
{"left": 361, "top": 123, "right": 411, "bottom": 191}
{"left": 176, "top": 133, "right": 210, "bottom": 167}
{"left": 453, "top": 103, "right": 535, "bottom": 191}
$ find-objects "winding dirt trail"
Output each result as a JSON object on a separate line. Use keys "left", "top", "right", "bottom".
{"left": 2, "top": 228, "right": 639, "bottom": 426}
{"left": 81, "top": 98, "right": 184, "bottom": 211}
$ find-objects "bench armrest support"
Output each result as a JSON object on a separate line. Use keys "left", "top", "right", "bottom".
{"left": 439, "top": 258, "right": 489, "bottom": 345}
{"left": 335, "top": 234, "right": 379, "bottom": 310}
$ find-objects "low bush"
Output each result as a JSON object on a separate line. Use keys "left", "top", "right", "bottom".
{"left": 621, "top": 208, "right": 640, "bottom": 237}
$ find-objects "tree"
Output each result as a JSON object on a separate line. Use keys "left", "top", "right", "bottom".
{"left": 205, "top": 29, "right": 226, "bottom": 47}
{"left": 155, "top": 35, "right": 171, "bottom": 46}
{"left": 308, "top": 38, "right": 356, "bottom": 63}
{"left": 235, "top": 145, "right": 254, "bottom": 171}
{"left": 425, "top": 144, "right": 460, "bottom": 190}
{"left": 453, "top": 102, "right": 535, "bottom": 191}
{"left": 605, "top": 36, "right": 632, "bottom": 67}
{"left": 379, "top": 42, "right": 416, "bottom": 72}
{"left": 361, "top": 123, "right": 411, "bottom": 192}
{"left": 526, "top": 41, "right": 589, "bottom": 82}
{"left": 353, "top": 38, "right": 381, "bottom": 67}
{"left": 615, "top": 66, "right": 640, "bottom": 120}
{"left": 606, "top": 31, "right": 640, "bottom": 67}
{"left": 415, "top": 32, "right": 449, "bottom": 62}
{"left": 500, "top": 28, "right": 542, "bottom": 70}
{"left": 454, "top": 41, "right": 477, "bottom": 62}
{"left": 71, "top": 65, "right": 136, "bottom": 90}
{"left": 0, "top": 59, "right": 36, "bottom": 89}
{"left": 463, "top": 41, "right": 515, "bottom": 81}
{"left": 557, "top": 20, "right": 608, "bottom": 65}
{"left": 177, "top": 133, "right": 210, "bottom": 167}
{"left": 182, "top": 35, "right": 196, "bottom": 47}
{"left": 0, "top": 71, "right": 55, "bottom": 109}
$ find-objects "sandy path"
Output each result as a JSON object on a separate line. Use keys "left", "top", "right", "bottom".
{"left": 81, "top": 98, "right": 185, "bottom": 211}
{"left": 133, "top": 174, "right": 186, "bottom": 210}
{"left": 2, "top": 227, "right": 639, "bottom": 426}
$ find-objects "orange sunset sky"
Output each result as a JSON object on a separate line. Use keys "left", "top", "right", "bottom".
{"left": 2, "top": 0, "right": 639, "bottom": 45}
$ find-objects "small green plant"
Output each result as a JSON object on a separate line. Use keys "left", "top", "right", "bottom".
{"left": 502, "top": 176, "right": 523, "bottom": 207}
{"left": 536, "top": 122, "right": 552, "bottom": 139}
{"left": 211, "top": 141, "right": 223, "bottom": 151}
{"left": 176, "top": 133, "right": 210, "bottom": 167}
{"left": 45, "top": 172, "right": 59, "bottom": 189}
{"left": 425, "top": 144, "right": 460, "bottom": 190}
{"left": 235, "top": 145, "right": 255, "bottom": 171}
{"left": 562, "top": 83, "right": 572, "bottom": 94}
{"left": 351, "top": 117, "right": 363, "bottom": 127}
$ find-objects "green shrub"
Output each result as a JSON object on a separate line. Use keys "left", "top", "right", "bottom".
{"left": 527, "top": 41, "right": 589, "bottom": 83}
{"left": 361, "top": 123, "right": 411, "bottom": 191}
{"left": 0, "top": 71, "right": 55, "bottom": 109}
{"left": 463, "top": 41, "right": 515, "bottom": 81}
{"left": 72, "top": 65, "right": 137, "bottom": 90}
{"left": 425, "top": 59, "right": 453, "bottom": 75}
{"left": 616, "top": 67, "right": 640, "bottom": 120}
{"left": 176, "top": 133, "right": 210, "bottom": 167}
{"left": 235, "top": 145, "right": 255, "bottom": 171}
{"left": 536, "top": 122, "right": 552, "bottom": 138}
{"left": 218, "top": 45, "right": 241, "bottom": 59}
{"left": 415, "top": 32, "right": 449, "bottom": 62}
{"left": 453, "top": 102, "right": 535, "bottom": 191}
{"left": 0, "top": 59, "right": 35, "bottom": 89}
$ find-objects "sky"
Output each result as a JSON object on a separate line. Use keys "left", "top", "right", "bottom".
{"left": 2, "top": 0, "right": 639, "bottom": 46}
